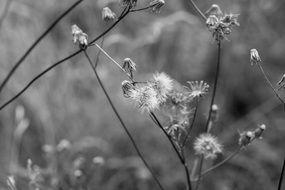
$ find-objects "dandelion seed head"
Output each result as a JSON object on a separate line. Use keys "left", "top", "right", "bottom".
{"left": 186, "top": 81, "right": 209, "bottom": 98}
{"left": 152, "top": 72, "right": 173, "bottom": 103}
{"left": 194, "top": 133, "right": 222, "bottom": 159}
{"left": 130, "top": 85, "right": 159, "bottom": 112}
{"left": 250, "top": 49, "right": 261, "bottom": 65}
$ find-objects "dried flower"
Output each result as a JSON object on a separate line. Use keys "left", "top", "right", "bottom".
{"left": 250, "top": 49, "right": 261, "bottom": 65}
{"left": 205, "top": 4, "right": 223, "bottom": 18}
{"left": 71, "top": 24, "right": 88, "bottom": 48}
{"left": 121, "top": 0, "right": 137, "bottom": 7}
{"left": 238, "top": 124, "right": 266, "bottom": 147}
{"left": 122, "top": 80, "right": 135, "bottom": 98}
{"left": 185, "top": 81, "right": 209, "bottom": 98}
{"left": 151, "top": 72, "right": 173, "bottom": 103}
{"left": 102, "top": 7, "right": 116, "bottom": 22}
{"left": 150, "top": 0, "right": 165, "bottom": 13}
{"left": 206, "top": 15, "right": 219, "bottom": 29}
{"left": 129, "top": 84, "right": 160, "bottom": 112}
{"left": 194, "top": 133, "right": 222, "bottom": 159}
{"left": 123, "top": 58, "right": 136, "bottom": 79}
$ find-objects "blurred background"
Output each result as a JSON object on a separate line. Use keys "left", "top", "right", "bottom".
{"left": 0, "top": 0, "right": 284, "bottom": 189}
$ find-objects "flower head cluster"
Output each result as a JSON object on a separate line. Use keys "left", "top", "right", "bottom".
{"left": 71, "top": 25, "right": 88, "bottom": 48}
{"left": 150, "top": 0, "right": 165, "bottom": 13}
{"left": 238, "top": 124, "right": 266, "bottom": 147}
{"left": 250, "top": 49, "right": 261, "bottom": 65}
{"left": 205, "top": 4, "right": 239, "bottom": 41}
{"left": 194, "top": 133, "right": 222, "bottom": 159}
{"left": 122, "top": 72, "right": 173, "bottom": 112}
{"left": 102, "top": 7, "right": 116, "bottom": 22}
{"left": 185, "top": 81, "right": 209, "bottom": 99}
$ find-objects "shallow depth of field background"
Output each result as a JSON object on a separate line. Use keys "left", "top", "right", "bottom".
{"left": 0, "top": 0, "right": 284, "bottom": 189}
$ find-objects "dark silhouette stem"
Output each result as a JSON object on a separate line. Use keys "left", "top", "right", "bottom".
{"left": 278, "top": 158, "right": 285, "bottom": 190}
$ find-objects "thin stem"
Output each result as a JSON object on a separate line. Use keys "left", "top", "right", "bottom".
{"left": 0, "top": 0, "right": 84, "bottom": 95}
{"left": 0, "top": 8, "right": 130, "bottom": 110}
{"left": 182, "top": 98, "right": 199, "bottom": 148}
{"left": 150, "top": 112, "right": 192, "bottom": 190}
{"left": 278, "top": 158, "right": 285, "bottom": 190}
{"left": 188, "top": 0, "right": 207, "bottom": 20}
{"left": 129, "top": 4, "right": 156, "bottom": 13}
{"left": 0, "top": 0, "right": 13, "bottom": 30}
{"left": 257, "top": 63, "right": 285, "bottom": 110}
{"left": 83, "top": 51, "right": 165, "bottom": 190}
{"left": 194, "top": 155, "right": 204, "bottom": 190}
{"left": 205, "top": 41, "right": 221, "bottom": 132}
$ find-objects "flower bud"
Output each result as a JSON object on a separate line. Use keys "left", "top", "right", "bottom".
{"left": 205, "top": 4, "right": 223, "bottom": 18}
{"left": 123, "top": 58, "right": 136, "bottom": 79}
{"left": 122, "top": 80, "right": 135, "bottom": 98}
{"left": 71, "top": 24, "right": 88, "bottom": 48}
{"left": 253, "top": 124, "right": 266, "bottom": 139}
{"left": 206, "top": 15, "right": 219, "bottom": 29}
{"left": 102, "top": 7, "right": 116, "bottom": 22}
{"left": 250, "top": 49, "right": 261, "bottom": 65}
{"left": 150, "top": 0, "right": 165, "bottom": 13}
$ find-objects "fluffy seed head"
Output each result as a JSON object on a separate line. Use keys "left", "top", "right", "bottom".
{"left": 194, "top": 133, "right": 222, "bottom": 159}
{"left": 152, "top": 72, "right": 173, "bottom": 103}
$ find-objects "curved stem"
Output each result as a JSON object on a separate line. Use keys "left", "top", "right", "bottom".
{"left": 0, "top": 0, "right": 84, "bottom": 95}
{"left": 188, "top": 0, "right": 207, "bottom": 20}
{"left": 150, "top": 112, "right": 192, "bottom": 190}
{"left": 84, "top": 51, "right": 165, "bottom": 190}
{"left": 205, "top": 41, "right": 221, "bottom": 132}
{"left": 257, "top": 63, "right": 285, "bottom": 110}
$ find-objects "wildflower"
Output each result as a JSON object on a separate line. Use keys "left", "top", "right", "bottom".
{"left": 185, "top": 81, "right": 209, "bottom": 98}
{"left": 151, "top": 72, "right": 173, "bottom": 103}
{"left": 71, "top": 24, "right": 88, "bottom": 48}
{"left": 122, "top": 80, "right": 135, "bottom": 98}
{"left": 205, "top": 6, "right": 239, "bottom": 41}
{"left": 102, "top": 7, "right": 116, "bottom": 22}
{"left": 194, "top": 133, "right": 222, "bottom": 159}
{"left": 250, "top": 49, "right": 261, "bottom": 65}
{"left": 150, "top": 0, "right": 165, "bottom": 13}
{"left": 122, "top": 58, "right": 136, "bottom": 79}
{"left": 121, "top": 0, "right": 137, "bottom": 7}
{"left": 129, "top": 84, "right": 160, "bottom": 112}
{"left": 205, "top": 4, "right": 223, "bottom": 18}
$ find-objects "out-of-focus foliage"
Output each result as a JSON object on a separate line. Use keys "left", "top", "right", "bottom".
{"left": 0, "top": 0, "right": 284, "bottom": 190}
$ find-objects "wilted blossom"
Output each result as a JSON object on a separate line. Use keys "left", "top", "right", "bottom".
{"left": 205, "top": 4, "right": 239, "bottom": 41}
{"left": 71, "top": 24, "right": 88, "bottom": 48}
{"left": 194, "top": 133, "right": 222, "bottom": 159}
{"left": 185, "top": 81, "right": 209, "bottom": 99}
{"left": 150, "top": 0, "right": 165, "bottom": 13}
{"left": 102, "top": 7, "right": 116, "bottom": 22}
{"left": 122, "top": 80, "right": 135, "bottom": 98}
{"left": 250, "top": 49, "right": 261, "bottom": 65}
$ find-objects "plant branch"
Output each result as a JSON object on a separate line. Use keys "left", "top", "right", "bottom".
{"left": 0, "top": 0, "right": 84, "bottom": 95}
{"left": 187, "top": 0, "right": 207, "bottom": 20}
{"left": 194, "top": 155, "right": 204, "bottom": 190}
{"left": 83, "top": 50, "right": 165, "bottom": 190}
{"left": 150, "top": 111, "right": 192, "bottom": 190}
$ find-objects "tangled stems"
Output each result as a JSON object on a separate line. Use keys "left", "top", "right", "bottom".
{"left": 83, "top": 50, "right": 165, "bottom": 190}
{"left": 0, "top": 0, "right": 84, "bottom": 95}
{"left": 150, "top": 112, "right": 192, "bottom": 190}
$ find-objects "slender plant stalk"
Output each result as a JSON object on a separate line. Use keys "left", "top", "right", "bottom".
{"left": 188, "top": 0, "right": 207, "bottom": 20}
{"left": 278, "top": 158, "right": 285, "bottom": 190}
{"left": 0, "top": 0, "right": 13, "bottom": 30}
{"left": 195, "top": 41, "right": 222, "bottom": 190}
{"left": 150, "top": 112, "right": 192, "bottom": 190}
{"left": 257, "top": 63, "right": 285, "bottom": 110}
{"left": 129, "top": 4, "right": 156, "bottom": 13}
{"left": 83, "top": 50, "right": 165, "bottom": 190}
{"left": 0, "top": 0, "right": 84, "bottom": 95}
